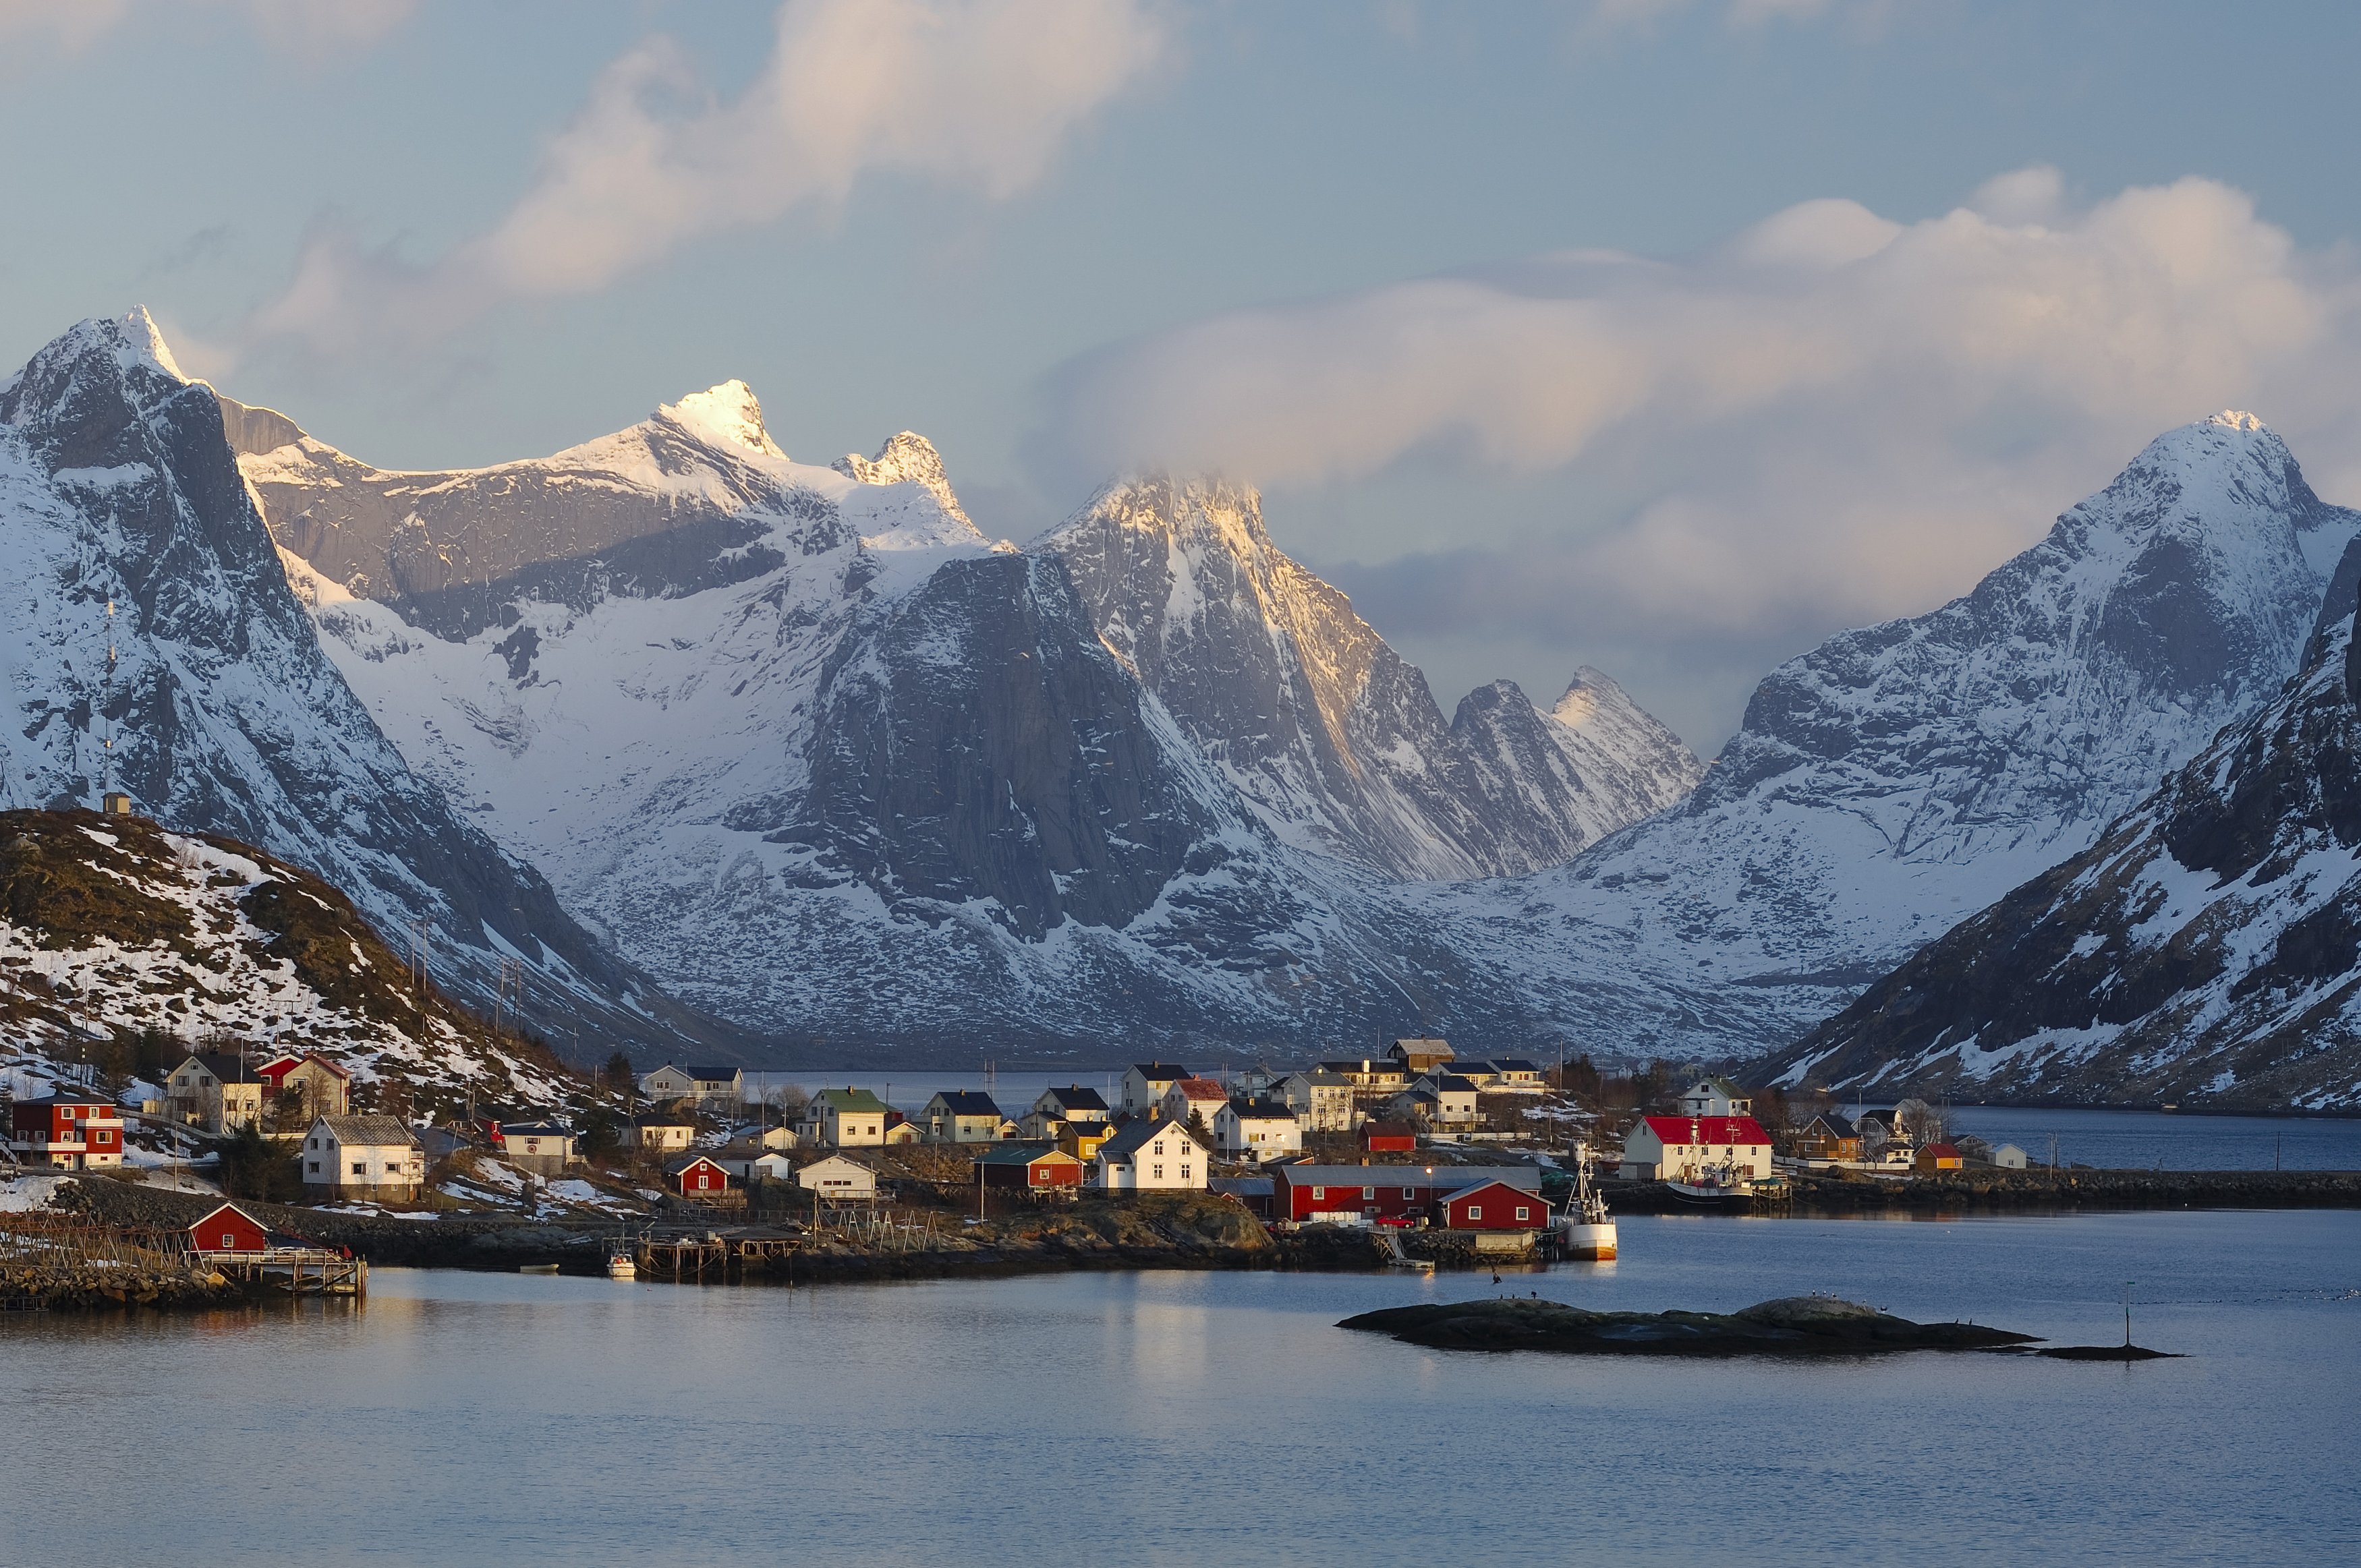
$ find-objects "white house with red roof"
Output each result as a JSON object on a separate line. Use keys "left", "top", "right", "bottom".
{"left": 1158, "top": 1077, "right": 1228, "bottom": 1129}
{"left": 1619, "top": 1115, "right": 1773, "bottom": 1184}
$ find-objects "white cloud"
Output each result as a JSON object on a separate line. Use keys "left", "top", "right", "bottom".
{"left": 248, "top": 0, "right": 1166, "bottom": 355}
{"left": 1035, "top": 171, "right": 2361, "bottom": 741}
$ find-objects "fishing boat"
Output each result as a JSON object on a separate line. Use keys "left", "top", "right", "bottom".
{"left": 606, "top": 1241, "right": 637, "bottom": 1281}
{"left": 1664, "top": 1161, "right": 1755, "bottom": 1210}
{"left": 1557, "top": 1141, "right": 1617, "bottom": 1260}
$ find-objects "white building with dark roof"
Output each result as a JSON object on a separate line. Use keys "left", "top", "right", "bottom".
{"left": 1094, "top": 1117, "right": 1209, "bottom": 1192}
{"left": 301, "top": 1115, "right": 424, "bottom": 1202}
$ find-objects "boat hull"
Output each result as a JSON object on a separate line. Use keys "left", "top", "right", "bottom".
{"left": 1560, "top": 1221, "right": 1617, "bottom": 1260}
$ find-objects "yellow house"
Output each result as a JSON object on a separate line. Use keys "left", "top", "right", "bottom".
{"left": 1057, "top": 1121, "right": 1113, "bottom": 1163}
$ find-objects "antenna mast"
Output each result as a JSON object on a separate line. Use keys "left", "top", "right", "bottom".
{"left": 102, "top": 599, "right": 117, "bottom": 801}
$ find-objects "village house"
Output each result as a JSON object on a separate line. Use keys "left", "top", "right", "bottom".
{"left": 1159, "top": 1077, "right": 1229, "bottom": 1130}
{"left": 1094, "top": 1117, "right": 1210, "bottom": 1192}
{"left": 1916, "top": 1142, "right": 1964, "bottom": 1173}
{"left": 731, "top": 1124, "right": 800, "bottom": 1151}
{"left": 1031, "top": 1084, "right": 1112, "bottom": 1128}
{"left": 665, "top": 1153, "right": 733, "bottom": 1199}
{"left": 1276, "top": 1069, "right": 1355, "bottom": 1132}
{"left": 163, "top": 1051, "right": 267, "bottom": 1134}
{"left": 1120, "top": 1063, "right": 1193, "bottom": 1117}
{"left": 1056, "top": 1120, "right": 1115, "bottom": 1164}
{"left": 974, "top": 1144, "right": 1085, "bottom": 1197}
{"left": 803, "top": 1087, "right": 891, "bottom": 1147}
{"left": 1618, "top": 1115, "right": 1773, "bottom": 1184}
{"left": 254, "top": 1052, "right": 352, "bottom": 1121}
{"left": 1316, "top": 1058, "right": 1409, "bottom": 1095}
{"left": 621, "top": 1113, "right": 696, "bottom": 1153}
{"left": 1390, "top": 1074, "right": 1479, "bottom": 1129}
{"left": 489, "top": 1120, "right": 581, "bottom": 1177}
{"left": 179, "top": 1201, "right": 271, "bottom": 1257}
{"left": 1482, "top": 1058, "right": 1547, "bottom": 1093}
{"left": 715, "top": 1148, "right": 797, "bottom": 1183}
{"left": 1794, "top": 1112, "right": 1862, "bottom": 1163}
{"left": 883, "top": 1114, "right": 922, "bottom": 1146}
{"left": 1388, "top": 1038, "right": 1456, "bottom": 1076}
{"left": 1677, "top": 1077, "right": 1754, "bottom": 1117}
{"left": 922, "top": 1091, "right": 1007, "bottom": 1144}
{"left": 795, "top": 1153, "right": 878, "bottom": 1201}
{"left": 1992, "top": 1142, "right": 2029, "bottom": 1169}
{"left": 301, "top": 1115, "right": 425, "bottom": 1202}
{"left": 636, "top": 1064, "right": 745, "bottom": 1109}
{"left": 1360, "top": 1120, "right": 1417, "bottom": 1153}
{"left": 1214, "top": 1099, "right": 1303, "bottom": 1161}
{"left": 1452, "top": 1060, "right": 1500, "bottom": 1090}
{"left": 7, "top": 1088, "right": 125, "bottom": 1170}
{"left": 1270, "top": 1165, "right": 1544, "bottom": 1227}
{"left": 1439, "top": 1178, "right": 1549, "bottom": 1231}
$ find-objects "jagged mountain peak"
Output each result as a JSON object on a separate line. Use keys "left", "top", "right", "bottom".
{"left": 1552, "top": 666, "right": 1641, "bottom": 728}
{"left": 834, "top": 430, "right": 969, "bottom": 525}
{"left": 657, "top": 378, "right": 780, "bottom": 459}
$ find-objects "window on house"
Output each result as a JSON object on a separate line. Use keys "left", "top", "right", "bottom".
{"left": 308, "top": 1161, "right": 320, "bottom": 1173}
{"left": 350, "top": 1162, "right": 366, "bottom": 1175}
{"left": 1363, "top": 1187, "right": 1375, "bottom": 1199}
{"left": 1468, "top": 1206, "right": 1482, "bottom": 1219}
{"left": 1516, "top": 1207, "right": 1531, "bottom": 1221}
{"left": 1152, "top": 1165, "right": 1164, "bottom": 1180}
{"left": 1180, "top": 1166, "right": 1191, "bottom": 1180}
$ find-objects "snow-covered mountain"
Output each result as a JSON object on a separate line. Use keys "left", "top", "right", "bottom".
{"left": 0, "top": 808, "right": 579, "bottom": 1116}
{"left": 1425, "top": 413, "right": 2361, "bottom": 1062}
{"left": 1038, "top": 477, "right": 1701, "bottom": 879}
{"left": 237, "top": 383, "right": 1682, "bottom": 1054}
{"left": 0, "top": 310, "right": 743, "bottom": 1063}
{"left": 1761, "top": 581, "right": 2361, "bottom": 1113}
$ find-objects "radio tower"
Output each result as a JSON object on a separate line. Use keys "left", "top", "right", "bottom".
{"left": 98, "top": 598, "right": 125, "bottom": 814}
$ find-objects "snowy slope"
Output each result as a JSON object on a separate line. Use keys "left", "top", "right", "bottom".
{"left": 1425, "top": 414, "right": 2361, "bottom": 1061}
{"left": 1037, "top": 475, "right": 1701, "bottom": 878}
{"left": 1763, "top": 588, "right": 2361, "bottom": 1113}
{"left": 0, "top": 809, "right": 579, "bottom": 1115}
{"left": 0, "top": 310, "right": 735, "bottom": 1062}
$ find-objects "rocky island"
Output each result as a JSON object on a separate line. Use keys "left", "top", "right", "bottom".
{"left": 1338, "top": 1295, "right": 2041, "bottom": 1356}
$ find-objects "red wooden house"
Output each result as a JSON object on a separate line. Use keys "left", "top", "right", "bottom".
{"left": 1271, "top": 1164, "right": 1545, "bottom": 1225}
{"left": 973, "top": 1144, "right": 1084, "bottom": 1194}
{"left": 665, "top": 1154, "right": 731, "bottom": 1197}
{"left": 8, "top": 1089, "right": 125, "bottom": 1169}
{"left": 1440, "top": 1180, "right": 1547, "bottom": 1231}
{"left": 1360, "top": 1120, "right": 1417, "bottom": 1153}
{"left": 183, "top": 1202, "right": 271, "bottom": 1256}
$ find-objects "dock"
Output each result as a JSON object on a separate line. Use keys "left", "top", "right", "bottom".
{"left": 198, "top": 1248, "right": 368, "bottom": 1296}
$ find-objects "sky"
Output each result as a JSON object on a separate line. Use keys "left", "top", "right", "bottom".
{"left": 4, "top": 0, "right": 2361, "bottom": 747}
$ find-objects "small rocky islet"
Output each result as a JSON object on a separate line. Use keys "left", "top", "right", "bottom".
{"left": 1338, "top": 1295, "right": 2047, "bottom": 1357}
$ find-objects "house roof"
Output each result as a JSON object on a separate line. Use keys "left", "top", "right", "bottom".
{"left": 928, "top": 1091, "right": 1002, "bottom": 1116}
{"left": 1207, "top": 1177, "right": 1274, "bottom": 1197}
{"left": 1428, "top": 1074, "right": 1478, "bottom": 1094}
{"left": 191, "top": 1051, "right": 266, "bottom": 1084}
{"left": 1391, "top": 1037, "right": 1453, "bottom": 1055}
{"left": 1274, "top": 1165, "right": 1545, "bottom": 1190}
{"left": 314, "top": 1114, "right": 418, "bottom": 1148}
{"left": 1167, "top": 1077, "right": 1227, "bottom": 1103}
{"left": 1129, "top": 1062, "right": 1192, "bottom": 1080}
{"left": 1636, "top": 1115, "right": 1771, "bottom": 1146}
{"left": 1096, "top": 1116, "right": 1207, "bottom": 1160}
{"left": 499, "top": 1121, "right": 575, "bottom": 1138}
{"left": 1922, "top": 1142, "right": 1962, "bottom": 1158}
{"left": 664, "top": 1153, "right": 728, "bottom": 1175}
{"left": 12, "top": 1091, "right": 115, "bottom": 1110}
{"left": 814, "top": 1087, "right": 890, "bottom": 1114}
{"left": 1688, "top": 1076, "right": 1750, "bottom": 1097}
{"left": 1297, "top": 1070, "right": 1352, "bottom": 1087}
{"left": 1225, "top": 1099, "right": 1297, "bottom": 1122}
{"left": 974, "top": 1143, "right": 1081, "bottom": 1167}
{"left": 1441, "top": 1179, "right": 1543, "bottom": 1204}
{"left": 1489, "top": 1058, "right": 1542, "bottom": 1074}
{"left": 1361, "top": 1120, "right": 1416, "bottom": 1140}
{"left": 1807, "top": 1112, "right": 1859, "bottom": 1139}
{"left": 186, "top": 1200, "right": 266, "bottom": 1233}
{"left": 1040, "top": 1084, "right": 1110, "bottom": 1112}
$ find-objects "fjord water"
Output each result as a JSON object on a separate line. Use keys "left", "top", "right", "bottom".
{"left": 5, "top": 1210, "right": 2354, "bottom": 1567}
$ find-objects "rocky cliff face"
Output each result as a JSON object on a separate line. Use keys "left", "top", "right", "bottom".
{"left": 1037, "top": 475, "right": 1700, "bottom": 879}
{"left": 1427, "top": 413, "right": 2361, "bottom": 1063}
{"left": 1761, "top": 590, "right": 2361, "bottom": 1113}
{"left": 0, "top": 311, "right": 745, "bottom": 1062}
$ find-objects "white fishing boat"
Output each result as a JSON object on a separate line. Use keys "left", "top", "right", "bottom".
{"left": 1664, "top": 1161, "right": 1754, "bottom": 1209}
{"left": 606, "top": 1242, "right": 637, "bottom": 1281}
{"left": 1558, "top": 1142, "right": 1617, "bottom": 1260}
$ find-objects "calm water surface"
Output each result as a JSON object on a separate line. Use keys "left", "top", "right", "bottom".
{"left": 5, "top": 1209, "right": 2355, "bottom": 1567}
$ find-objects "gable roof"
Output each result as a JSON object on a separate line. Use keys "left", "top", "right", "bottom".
{"left": 1806, "top": 1112, "right": 1859, "bottom": 1139}
{"left": 185, "top": 1200, "right": 266, "bottom": 1233}
{"left": 1128, "top": 1062, "right": 1191, "bottom": 1080}
{"left": 664, "top": 1153, "right": 729, "bottom": 1175}
{"left": 314, "top": 1114, "right": 418, "bottom": 1148}
{"left": 190, "top": 1051, "right": 265, "bottom": 1084}
{"left": 1440, "top": 1178, "right": 1544, "bottom": 1204}
{"left": 814, "top": 1086, "right": 890, "bottom": 1115}
{"left": 1637, "top": 1115, "right": 1771, "bottom": 1146}
{"left": 1040, "top": 1084, "right": 1110, "bottom": 1112}
{"left": 1167, "top": 1077, "right": 1226, "bottom": 1103}
{"left": 974, "top": 1143, "right": 1083, "bottom": 1167}
{"left": 499, "top": 1120, "right": 575, "bottom": 1138}
{"left": 1427, "top": 1074, "right": 1478, "bottom": 1094}
{"left": 1096, "top": 1116, "right": 1209, "bottom": 1161}
{"left": 1273, "top": 1164, "right": 1545, "bottom": 1191}
{"left": 1295, "top": 1069, "right": 1352, "bottom": 1087}
{"left": 1488, "top": 1058, "right": 1543, "bottom": 1074}
{"left": 631, "top": 1112, "right": 695, "bottom": 1128}
{"left": 1224, "top": 1099, "right": 1297, "bottom": 1122}
{"left": 928, "top": 1091, "right": 1002, "bottom": 1116}
{"left": 1686, "top": 1076, "right": 1750, "bottom": 1097}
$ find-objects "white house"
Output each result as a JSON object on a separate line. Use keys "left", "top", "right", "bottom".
{"left": 1480, "top": 1058, "right": 1547, "bottom": 1093}
{"left": 1676, "top": 1077, "right": 1753, "bottom": 1117}
{"left": 795, "top": 1153, "right": 878, "bottom": 1200}
{"left": 1389, "top": 1074, "right": 1478, "bottom": 1128}
{"left": 1993, "top": 1142, "right": 2028, "bottom": 1169}
{"left": 301, "top": 1115, "right": 424, "bottom": 1201}
{"left": 1618, "top": 1114, "right": 1773, "bottom": 1184}
{"left": 921, "top": 1091, "right": 1006, "bottom": 1144}
{"left": 622, "top": 1114, "right": 696, "bottom": 1153}
{"left": 1030, "top": 1084, "right": 1112, "bottom": 1126}
{"left": 1276, "top": 1070, "right": 1355, "bottom": 1132}
{"left": 494, "top": 1120, "right": 581, "bottom": 1176}
{"left": 731, "top": 1124, "right": 799, "bottom": 1151}
{"left": 803, "top": 1087, "right": 891, "bottom": 1146}
{"left": 1095, "top": 1117, "right": 1210, "bottom": 1192}
{"left": 637, "top": 1063, "right": 744, "bottom": 1108}
{"left": 1120, "top": 1063, "right": 1192, "bottom": 1117}
{"left": 1214, "top": 1099, "right": 1303, "bottom": 1161}
{"left": 716, "top": 1148, "right": 798, "bottom": 1182}
{"left": 1158, "top": 1077, "right": 1228, "bottom": 1129}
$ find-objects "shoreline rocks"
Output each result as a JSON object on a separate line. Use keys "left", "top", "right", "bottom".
{"left": 1338, "top": 1296, "right": 2041, "bottom": 1357}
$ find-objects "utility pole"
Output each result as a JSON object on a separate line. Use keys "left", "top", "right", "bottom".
{"left": 2124, "top": 1280, "right": 2136, "bottom": 1348}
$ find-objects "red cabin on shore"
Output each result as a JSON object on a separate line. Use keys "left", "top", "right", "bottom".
{"left": 183, "top": 1202, "right": 271, "bottom": 1256}
{"left": 974, "top": 1144, "right": 1085, "bottom": 1193}
{"left": 1360, "top": 1121, "right": 1417, "bottom": 1153}
{"left": 666, "top": 1155, "right": 731, "bottom": 1196}
{"left": 1440, "top": 1180, "right": 1547, "bottom": 1231}
{"left": 1271, "top": 1164, "right": 1544, "bottom": 1225}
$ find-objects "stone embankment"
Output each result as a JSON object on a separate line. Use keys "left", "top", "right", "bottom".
{"left": 1779, "top": 1167, "right": 2361, "bottom": 1213}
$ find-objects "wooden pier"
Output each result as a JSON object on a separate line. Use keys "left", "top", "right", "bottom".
{"left": 199, "top": 1248, "right": 368, "bottom": 1296}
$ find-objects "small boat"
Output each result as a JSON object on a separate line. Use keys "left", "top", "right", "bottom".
{"left": 518, "top": 1262, "right": 561, "bottom": 1275}
{"left": 605, "top": 1242, "right": 637, "bottom": 1281}
{"left": 1558, "top": 1141, "right": 1617, "bottom": 1260}
{"left": 1665, "top": 1160, "right": 1755, "bottom": 1208}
